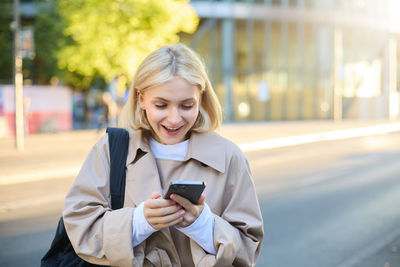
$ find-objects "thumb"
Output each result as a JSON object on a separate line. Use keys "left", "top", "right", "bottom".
{"left": 197, "top": 194, "right": 206, "bottom": 205}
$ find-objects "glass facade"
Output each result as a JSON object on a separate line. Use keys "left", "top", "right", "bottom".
{"left": 187, "top": 0, "right": 400, "bottom": 121}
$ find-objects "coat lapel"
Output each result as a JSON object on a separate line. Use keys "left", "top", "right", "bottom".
{"left": 124, "top": 151, "right": 162, "bottom": 206}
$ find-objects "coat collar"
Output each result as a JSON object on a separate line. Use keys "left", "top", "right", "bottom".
{"left": 185, "top": 132, "right": 226, "bottom": 173}
{"left": 125, "top": 129, "right": 150, "bottom": 165}
{"left": 125, "top": 129, "right": 226, "bottom": 173}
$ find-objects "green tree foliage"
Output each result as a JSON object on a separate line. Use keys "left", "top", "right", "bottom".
{"left": 34, "top": 0, "right": 67, "bottom": 85}
{"left": 34, "top": 0, "right": 100, "bottom": 89}
{"left": 56, "top": 0, "right": 198, "bottom": 89}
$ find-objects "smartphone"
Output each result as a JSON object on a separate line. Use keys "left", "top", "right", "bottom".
{"left": 164, "top": 181, "right": 206, "bottom": 204}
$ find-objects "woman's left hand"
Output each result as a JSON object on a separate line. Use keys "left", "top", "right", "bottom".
{"left": 170, "top": 193, "right": 205, "bottom": 228}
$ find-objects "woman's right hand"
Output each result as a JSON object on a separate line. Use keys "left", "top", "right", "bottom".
{"left": 143, "top": 192, "right": 186, "bottom": 230}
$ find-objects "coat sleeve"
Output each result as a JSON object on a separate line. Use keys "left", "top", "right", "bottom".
{"left": 213, "top": 151, "right": 264, "bottom": 266}
{"left": 62, "top": 134, "right": 136, "bottom": 267}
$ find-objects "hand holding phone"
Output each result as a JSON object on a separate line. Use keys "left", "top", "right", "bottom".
{"left": 164, "top": 181, "right": 205, "bottom": 204}
{"left": 143, "top": 192, "right": 186, "bottom": 230}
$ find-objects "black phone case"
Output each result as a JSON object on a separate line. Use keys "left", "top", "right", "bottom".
{"left": 164, "top": 182, "right": 205, "bottom": 204}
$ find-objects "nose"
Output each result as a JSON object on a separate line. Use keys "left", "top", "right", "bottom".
{"left": 166, "top": 106, "right": 181, "bottom": 124}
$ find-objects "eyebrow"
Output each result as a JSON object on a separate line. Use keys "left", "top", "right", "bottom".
{"left": 153, "top": 97, "right": 196, "bottom": 102}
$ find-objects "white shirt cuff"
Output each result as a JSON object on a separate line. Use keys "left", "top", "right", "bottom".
{"left": 132, "top": 202, "right": 157, "bottom": 247}
{"left": 176, "top": 203, "right": 216, "bottom": 255}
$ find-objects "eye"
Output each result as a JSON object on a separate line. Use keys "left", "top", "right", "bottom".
{"left": 155, "top": 103, "right": 167, "bottom": 109}
{"left": 181, "top": 103, "right": 194, "bottom": 110}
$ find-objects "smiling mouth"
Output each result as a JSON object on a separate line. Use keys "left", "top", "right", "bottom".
{"left": 162, "top": 125, "right": 184, "bottom": 134}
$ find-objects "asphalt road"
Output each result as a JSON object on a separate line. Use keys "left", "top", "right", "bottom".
{"left": 252, "top": 132, "right": 400, "bottom": 267}
{"left": 1, "top": 132, "right": 400, "bottom": 266}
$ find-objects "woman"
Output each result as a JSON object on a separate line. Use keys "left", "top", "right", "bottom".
{"left": 63, "top": 43, "right": 264, "bottom": 266}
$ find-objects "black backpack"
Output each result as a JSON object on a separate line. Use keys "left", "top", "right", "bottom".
{"left": 41, "top": 127, "right": 130, "bottom": 267}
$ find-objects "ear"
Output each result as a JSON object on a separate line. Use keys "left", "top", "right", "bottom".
{"left": 137, "top": 91, "right": 145, "bottom": 110}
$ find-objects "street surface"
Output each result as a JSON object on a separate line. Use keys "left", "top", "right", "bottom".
{"left": 253, "top": 132, "right": 400, "bottom": 267}
{"left": 0, "top": 121, "right": 400, "bottom": 266}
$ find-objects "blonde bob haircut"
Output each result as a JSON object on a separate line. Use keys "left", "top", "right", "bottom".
{"left": 119, "top": 43, "right": 222, "bottom": 133}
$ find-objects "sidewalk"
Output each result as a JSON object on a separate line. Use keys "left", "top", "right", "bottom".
{"left": 1, "top": 119, "right": 400, "bottom": 266}
{"left": 1, "top": 119, "right": 400, "bottom": 185}
{"left": 355, "top": 233, "right": 400, "bottom": 267}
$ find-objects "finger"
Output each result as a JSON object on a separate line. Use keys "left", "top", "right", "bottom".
{"left": 197, "top": 194, "right": 205, "bottom": 205}
{"left": 145, "top": 204, "right": 182, "bottom": 218}
{"left": 147, "top": 209, "right": 185, "bottom": 227}
{"left": 170, "top": 194, "right": 194, "bottom": 212}
{"left": 146, "top": 198, "right": 176, "bottom": 209}
{"left": 151, "top": 192, "right": 162, "bottom": 199}
{"left": 153, "top": 216, "right": 184, "bottom": 230}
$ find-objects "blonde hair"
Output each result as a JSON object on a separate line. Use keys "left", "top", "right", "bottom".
{"left": 119, "top": 43, "right": 222, "bottom": 133}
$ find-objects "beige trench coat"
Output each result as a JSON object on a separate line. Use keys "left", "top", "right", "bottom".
{"left": 63, "top": 129, "right": 264, "bottom": 267}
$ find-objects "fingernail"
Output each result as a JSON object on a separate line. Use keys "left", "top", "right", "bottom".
{"left": 179, "top": 210, "right": 185, "bottom": 215}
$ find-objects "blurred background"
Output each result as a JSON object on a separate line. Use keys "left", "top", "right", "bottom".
{"left": 1, "top": 0, "right": 400, "bottom": 137}
{"left": 1, "top": 0, "right": 400, "bottom": 266}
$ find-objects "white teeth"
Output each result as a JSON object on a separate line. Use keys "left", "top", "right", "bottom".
{"left": 165, "top": 126, "right": 180, "bottom": 131}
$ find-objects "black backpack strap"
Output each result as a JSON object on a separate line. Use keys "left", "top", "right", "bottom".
{"left": 41, "top": 128, "right": 129, "bottom": 267}
{"left": 106, "top": 127, "right": 129, "bottom": 210}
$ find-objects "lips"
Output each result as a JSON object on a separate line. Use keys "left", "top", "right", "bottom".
{"left": 162, "top": 125, "right": 184, "bottom": 135}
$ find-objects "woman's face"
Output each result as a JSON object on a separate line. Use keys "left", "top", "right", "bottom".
{"left": 138, "top": 76, "right": 201, "bottom": 145}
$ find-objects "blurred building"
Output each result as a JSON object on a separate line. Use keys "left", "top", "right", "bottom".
{"left": 12, "top": 0, "right": 400, "bottom": 123}
{"left": 187, "top": 0, "right": 400, "bottom": 121}
{"left": 0, "top": 85, "right": 72, "bottom": 136}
